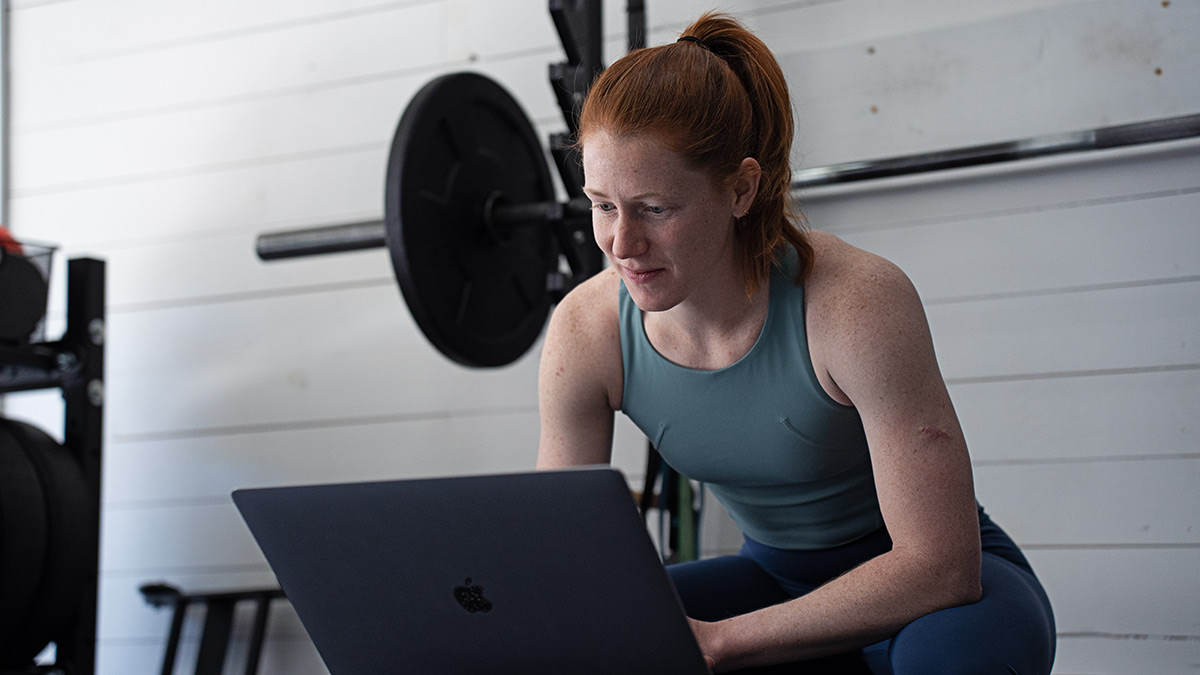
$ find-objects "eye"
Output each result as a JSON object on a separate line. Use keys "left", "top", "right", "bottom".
{"left": 592, "top": 202, "right": 615, "bottom": 213}
{"left": 646, "top": 205, "right": 666, "bottom": 215}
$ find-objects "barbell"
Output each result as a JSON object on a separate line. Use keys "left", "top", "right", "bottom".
{"left": 257, "top": 72, "right": 604, "bottom": 368}
{"left": 257, "top": 69, "right": 1200, "bottom": 369}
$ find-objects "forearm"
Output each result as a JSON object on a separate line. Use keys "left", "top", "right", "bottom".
{"left": 701, "top": 547, "right": 981, "bottom": 671}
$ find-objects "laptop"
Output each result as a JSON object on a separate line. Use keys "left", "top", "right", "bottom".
{"left": 232, "top": 467, "right": 710, "bottom": 674}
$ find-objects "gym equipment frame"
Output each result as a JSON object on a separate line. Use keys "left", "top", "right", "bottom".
{"left": 0, "top": 258, "right": 105, "bottom": 675}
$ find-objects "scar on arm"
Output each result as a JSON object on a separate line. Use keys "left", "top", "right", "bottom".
{"left": 919, "top": 425, "right": 952, "bottom": 441}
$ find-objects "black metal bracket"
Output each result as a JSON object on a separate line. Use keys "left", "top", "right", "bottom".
{"left": 547, "top": 0, "right": 603, "bottom": 198}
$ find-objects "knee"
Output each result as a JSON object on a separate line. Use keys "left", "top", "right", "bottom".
{"left": 887, "top": 556, "right": 1055, "bottom": 675}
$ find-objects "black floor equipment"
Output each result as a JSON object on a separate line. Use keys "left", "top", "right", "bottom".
{"left": 0, "top": 257, "right": 106, "bottom": 675}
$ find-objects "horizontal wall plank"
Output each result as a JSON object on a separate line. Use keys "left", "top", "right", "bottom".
{"left": 100, "top": 291, "right": 541, "bottom": 437}
{"left": 9, "top": 146, "right": 389, "bottom": 249}
{"left": 100, "top": 502, "right": 266, "bottom": 574}
{"left": 746, "top": 0, "right": 1081, "bottom": 52}
{"left": 12, "top": 112, "right": 571, "bottom": 262}
{"left": 11, "top": 74, "right": 419, "bottom": 194}
{"left": 976, "top": 458, "right": 1200, "bottom": 546}
{"left": 1052, "top": 634, "right": 1200, "bottom": 675}
{"left": 842, "top": 190, "right": 1200, "bottom": 302}
{"left": 101, "top": 411, "right": 543, "bottom": 507}
{"left": 776, "top": 0, "right": 1200, "bottom": 167}
{"left": 84, "top": 238, "right": 397, "bottom": 315}
{"left": 3, "top": 286, "right": 545, "bottom": 438}
{"left": 10, "top": 4, "right": 447, "bottom": 132}
{"left": 10, "top": 0, "right": 437, "bottom": 67}
{"left": 929, "top": 281, "right": 1200, "bottom": 379}
{"left": 11, "top": 52, "right": 569, "bottom": 194}
{"left": 953, "top": 367, "right": 1200, "bottom": 463}
{"left": 1026, "top": 547, "right": 1200, "bottom": 638}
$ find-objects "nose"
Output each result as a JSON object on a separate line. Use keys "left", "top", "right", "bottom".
{"left": 603, "top": 212, "right": 647, "bottom": 261}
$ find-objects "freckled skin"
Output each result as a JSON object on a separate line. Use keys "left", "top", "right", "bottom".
{"left": 537, "top": 135, "right": 983, "bottom": 672}
{"left": 578, "top": 132, "right": 768, "bottom": 370}
{"left": 582, "top": 131, "right": 749, "bottom": 319}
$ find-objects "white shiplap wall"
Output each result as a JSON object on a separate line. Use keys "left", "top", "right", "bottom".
{"left": 2, "top": 0, "right": 1197, "bottom": 673}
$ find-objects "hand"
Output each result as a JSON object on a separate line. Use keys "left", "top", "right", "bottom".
{"left": 688, "top": 617, "right": 721, "bottom": 672}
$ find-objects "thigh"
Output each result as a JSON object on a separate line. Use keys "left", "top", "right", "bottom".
{"left": 865, "top": 552, "right": 1056, "bottom": 675}
{"left": 667, "top": 554, "right": 796, "bottom": 622}
{"left": 667, "top": 557, "right": 873, "bottom": 675}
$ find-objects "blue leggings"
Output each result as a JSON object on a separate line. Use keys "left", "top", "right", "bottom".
{"left": 667, "top": 506, "right": 1056, "bottom": 674}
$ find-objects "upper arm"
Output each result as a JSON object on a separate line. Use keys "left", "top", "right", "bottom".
{"left": 536, "top": 271, "right": 623, "bottom": 469}
{"left": 812, "top": 249, "right": 979, "bottom": 569}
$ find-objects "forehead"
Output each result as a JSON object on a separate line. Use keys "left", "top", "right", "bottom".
{"left": 581, "top": 132, "right": 714, "bottom": 196}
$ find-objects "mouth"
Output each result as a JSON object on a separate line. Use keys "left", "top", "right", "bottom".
{"left": 620, "top": 265, "right": 664, "bottom": 284}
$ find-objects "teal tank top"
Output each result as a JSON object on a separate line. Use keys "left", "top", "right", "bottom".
{"left": 619, "top": 256, "right": 884, "bottom": 550}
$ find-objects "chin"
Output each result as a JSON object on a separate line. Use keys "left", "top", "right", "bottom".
{"left": 627, "top": 288, "right": 681, "bottom": 313}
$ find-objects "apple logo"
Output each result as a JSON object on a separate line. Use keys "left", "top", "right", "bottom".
{"left": 453, "top": 577, "right": 493, "bottom": 613}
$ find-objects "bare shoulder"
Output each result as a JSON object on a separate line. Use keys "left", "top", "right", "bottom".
{"left": 540, "top": 267, "right": 624, "bottom": 410}
{"left": 537, "top": 267, "right": 624, "bottom": 468}
{"left": 803, "top": 231, "right": 932, "bottom": 404}
{"left": 804, "top": 230, "right": 917, "bottom": 309}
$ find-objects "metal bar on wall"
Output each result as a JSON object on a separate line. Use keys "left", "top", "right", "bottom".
{"left": 792, "top": 113, "right": 1200, "bottom": 190}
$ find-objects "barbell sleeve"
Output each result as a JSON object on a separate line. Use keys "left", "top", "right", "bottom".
{"left": 255, "top": 197, "right": 594, "bottom": 262}
{"left": 490, "top": 196, "right": 592, "bottom": 230}
{"left": 255, "top": 221, "right": 387, "bottom": 261}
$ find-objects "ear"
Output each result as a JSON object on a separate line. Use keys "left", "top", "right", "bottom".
{"left": 732, "top": 158, "right": 761, "bottom": 217}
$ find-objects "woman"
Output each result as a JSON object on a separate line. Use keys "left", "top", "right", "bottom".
{"left": 536, "top": 11, "right": 1055, "bottom": 674}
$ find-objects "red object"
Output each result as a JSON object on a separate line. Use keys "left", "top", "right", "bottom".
{"left": 0, "top": 225, "right": 24, "bottom": 255}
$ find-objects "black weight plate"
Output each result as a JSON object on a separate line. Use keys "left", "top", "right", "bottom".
{"left": 0, "top": 423, "right": 49, "bottom": 660}
{"left": 0, "top": 420, "right": 95, "bottom": 668}
{"left": 0, "top": 252, "right": 50, "bottom": 342}
{"left": 386, "top": 72, "right": 557, "bottom": 368}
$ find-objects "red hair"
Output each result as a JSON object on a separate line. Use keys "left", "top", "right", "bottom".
{"left": 578, "top": 11, "right": 811, "bottom": 293}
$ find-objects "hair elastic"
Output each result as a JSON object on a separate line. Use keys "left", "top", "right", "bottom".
{"left": 677, "top": 35, "right": 704, "bottom": 46}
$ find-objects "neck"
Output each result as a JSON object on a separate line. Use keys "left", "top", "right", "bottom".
{"left": 644, "top": 273, "right": 770, "bottom": 371}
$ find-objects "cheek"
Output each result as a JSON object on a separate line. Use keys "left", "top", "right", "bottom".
{"left": 592, "top": 218, "right": 613, "bottom": 252}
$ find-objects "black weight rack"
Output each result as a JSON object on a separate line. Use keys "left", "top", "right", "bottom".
{"left": 0, "top": 257, "right": 105, "bottom": 675}
{"left": 139, "top": 583, "right": 285, "bottom": 675}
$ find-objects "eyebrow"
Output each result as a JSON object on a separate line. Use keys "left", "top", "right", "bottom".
{"left": 582, "top": 187, "right": 670, "bottom": 201}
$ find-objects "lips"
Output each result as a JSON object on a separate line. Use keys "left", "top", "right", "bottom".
{"left": 620, "top": 265, "right": 664, "bottom": 284}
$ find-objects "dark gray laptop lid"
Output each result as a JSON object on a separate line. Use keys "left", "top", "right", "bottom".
{"left": 233, "top": 468, "right": 709, "bottom": 674}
